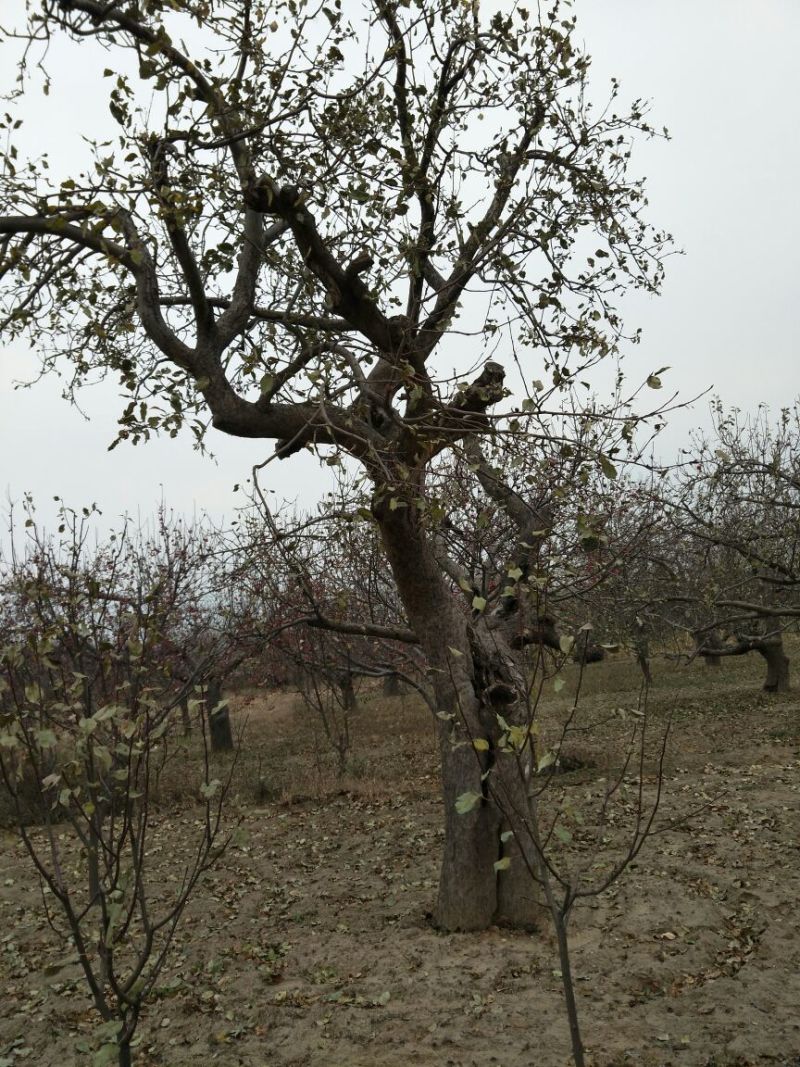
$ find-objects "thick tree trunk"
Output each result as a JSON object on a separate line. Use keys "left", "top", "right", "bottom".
{"left": 696, "top": 628, "right": 791, "bottom": 694}
{"left": 572, "top": 632, "right": 605, "bottom": 666}
{"left": 382, "top": 672, "right": 402, "bottom": 697}
{"left": 435, "top": 730, "right": 505, "bottom": 929}
{"left": 757, "top": 637, "right": 790, "bottom": 693}
{"left": 695, "top": 629, "right": 723, "bottom": 667}
{"left": 633, "top": 619, "right": 653, "bottom": 686}
{"left": 180, "top": 693, "right": 191, "bottom": 736}
{"left": 205, "top": 677, "right": 234, "bottom": 752}
{"left": 377, "top": 503, "right": 545, "bottom": 931}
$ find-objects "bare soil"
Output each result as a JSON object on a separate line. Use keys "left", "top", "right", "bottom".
{"left": 1, "top": 656, "right": 799, "bottom": 1067}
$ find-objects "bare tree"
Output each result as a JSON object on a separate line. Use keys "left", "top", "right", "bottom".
{"left": 668, "top": 402, "right": 800, "bottom": 691}
{"left": 605, "top": 404, "right": 800, "bottom": 691}
{"left": 0, "top": 502, "right": 234, "bottom": 1067}
{"left": 578, "top": 401, "right": 800, "bottom": 692}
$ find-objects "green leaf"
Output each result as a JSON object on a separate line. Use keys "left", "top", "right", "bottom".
{"left": 500, "top": 830, "right": 514, "bottom": 843}
{"left": 25, "top": 682, "right": 43, "bottom": 704}
{"left": 537, "top": 750, "right": 556, "bottom": 772}
{"left": 554, "top": 825, "right": 573, "bottom": 843}
{"left": 232, "top": 826, "right": 250, "bottom": 849}
{"left": 505, "top": 724, "right": 531, "bottom": 751}
{"left": 493, "top": 856, "right": 511, "bottom": 872}
{"left": 472, "top": 738, "right": 490, "bottom": 752}
{"left": 92, "top": 1021, "right": 122, "bottom": 1066}
{"left": 454, "top": 791, "right": 482, "bottom": 815}
{"left": 559, "top": 635, "right": 575, "bottom": 655}
{"left": 471, "top": 595, "right": 487, "bottom": 613}
{"left": 34, "top": 725, "right": 57, "bottom": 751}
{"left": 200, "top": 778, "right": 222, "bottom": 799}
{"left": 92, "top": 1044, "right": 118, "bottom": 1067}
{"left": 553, "top": 677, "right": 566, "bottom": 693}
{"left": 599, "top": 454, "right": 617, "bottom": 480}
{"left": 93, "top": 705, "right": 119, "bottom": 723}
{"left": 93, "top": 744, "right": 113, "bottom": 773}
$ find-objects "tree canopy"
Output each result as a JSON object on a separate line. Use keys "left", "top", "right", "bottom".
{"left": 0, "top": 0, "right": 673, "bottom": 934}
{"left": 1, "top": 0, "right": 668, "bottom": 461}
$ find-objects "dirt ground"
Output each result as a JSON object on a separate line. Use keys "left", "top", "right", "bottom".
{"left": 1, "top": 654, "right": 799, "bottom": 1067}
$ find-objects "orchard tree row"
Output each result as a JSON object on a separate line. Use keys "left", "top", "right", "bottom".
{"left": 3, "top": 394, "right": 799, "bottom": 1063}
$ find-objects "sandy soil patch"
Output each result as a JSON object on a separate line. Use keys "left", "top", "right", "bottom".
{"left": 1, "top": 658, "right": 799, "bottom": 1066}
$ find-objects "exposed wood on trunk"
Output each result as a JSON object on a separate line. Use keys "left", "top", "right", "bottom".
{"left": 375, "top": 497, "right": 546, "bottom": 930}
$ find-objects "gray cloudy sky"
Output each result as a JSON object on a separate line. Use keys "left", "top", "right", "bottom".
{"left": 1, "top": 0, "right": 798, "bottom": 537}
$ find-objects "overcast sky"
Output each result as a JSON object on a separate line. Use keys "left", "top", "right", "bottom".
{"left": 1, "top": 0, "right": 798, "bottom": 539}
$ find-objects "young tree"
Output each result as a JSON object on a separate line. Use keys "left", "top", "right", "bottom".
{"left": 0, "top": 0, "right": 670, "bottom": 929}
{"left": 0, "top": 503, "right": 234, "bottom": 1067}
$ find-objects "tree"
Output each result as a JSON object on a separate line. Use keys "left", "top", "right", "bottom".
{"left": 0, "top": 0, "right": 670, "bottom": 930}
{"left": 580, "top": 401, "right": 800, "bottom": 693}
{"left": 664, "top": 402, "right": 800, "bottom": 692}
{"left": 0, "top": 502, "right": 234, "bottom": 1067}
{"left": 143, "top": 512, "right": 261, "bottom": 751}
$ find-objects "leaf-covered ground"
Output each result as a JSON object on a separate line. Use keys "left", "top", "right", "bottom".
{"left": 1, "top": 655, "right": 799, "bottom": 1066}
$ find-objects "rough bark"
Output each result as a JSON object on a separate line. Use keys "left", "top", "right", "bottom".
{"left": 757, "top": 638, "right": 790, "bottom": 693}
{"left": 632, "top": 619, "right": 653, "bottom": 686}
{"left": 696, "top": 629, "right": 790, "bottom": 693}
{"left": 336, "top": 671, "right": 357, "bottom": 711}
{"left": 695, "top": 629, "right": 724, "bottom": 668}
{"left": 179, "top": 694, "right": 191, "bottom": 737}
{"left": 572, "top": 632, "right": 606, "bottom": 666}
{"left": 205, "top": 677, "right": 234, "bottom": 752}
{"left": 376, "top": 501, "right": 545, "bottom": 931}
{"left": 470, "top": 618, "right": 547, "bottom": 929}
{"left": 382, "top": 673, "right": 403, "bottom": 697}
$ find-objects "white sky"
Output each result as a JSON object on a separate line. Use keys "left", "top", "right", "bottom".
{"left": 1, "top": 0, "right": 798, "bottom": 537}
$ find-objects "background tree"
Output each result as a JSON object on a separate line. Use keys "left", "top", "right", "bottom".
{"left": 144, "top": 512, "right": 268, "bottom": 751}
{"left": 577, "top": 401, "right": 800, "bottom": 692}
{"left": 0, "top": 0, "right": 671, "bottom": 930}
{"left": 664, "top": 402, "right": 800, "bottom": 691}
